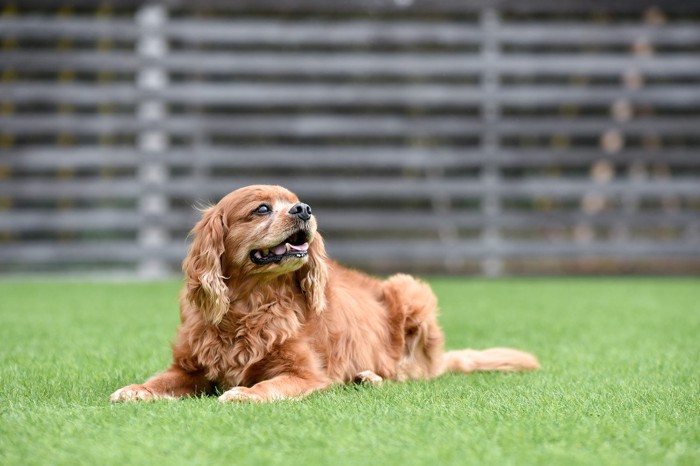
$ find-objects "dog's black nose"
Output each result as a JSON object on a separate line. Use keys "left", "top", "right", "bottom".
{"left": 288, "top": 202, "right": 312, "bottom": 221}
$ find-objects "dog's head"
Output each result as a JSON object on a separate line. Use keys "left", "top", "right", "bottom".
{"left": 183, "top": 185, "right": 329, "bottom": 324}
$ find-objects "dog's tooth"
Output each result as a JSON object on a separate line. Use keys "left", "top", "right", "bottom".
{"left": 254, "top": 251, "right": 263, "bottom": 259}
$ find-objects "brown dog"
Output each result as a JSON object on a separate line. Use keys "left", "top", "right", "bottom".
{"left": 110, "top": 185, "right": 538, "bottom": 403}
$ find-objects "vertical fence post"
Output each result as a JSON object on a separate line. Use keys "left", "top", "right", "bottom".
{"left": 480, "top": 8, "right": 503, "bottom": 276}
{"left": 136, "top": 3, "right": 169, "bottom": 278}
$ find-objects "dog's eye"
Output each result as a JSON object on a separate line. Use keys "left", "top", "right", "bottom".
{"left": 254, "top": 204, "right": 272, "bottom": 215}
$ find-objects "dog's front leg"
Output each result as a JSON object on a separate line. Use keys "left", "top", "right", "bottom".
{"left": 110, "top": 365, "right": 212, "bottom": 402}
{"left": 218, "top": 374, "right": 330, "bottom": 403}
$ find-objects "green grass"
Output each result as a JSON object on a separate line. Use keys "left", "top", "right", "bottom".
{"left": 1, "top": 279, "right": 698, "bottom": 466}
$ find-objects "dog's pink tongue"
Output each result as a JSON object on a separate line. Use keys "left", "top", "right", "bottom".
{"left": 271, "top": 242, "right": 309, "bottom": 255}
{"left": 289, "top": 242, "right": 309, "bottom": 252}
{"left": 271, "top": 243, "right": 287, "bottom": 255}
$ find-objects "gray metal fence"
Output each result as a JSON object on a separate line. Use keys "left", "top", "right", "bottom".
{"left": 1, "top": 0, "right": 699, "bottom": 276}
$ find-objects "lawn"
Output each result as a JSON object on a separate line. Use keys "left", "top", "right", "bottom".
{"left": 0, "top": 278, "right": 698, "bottom": 466}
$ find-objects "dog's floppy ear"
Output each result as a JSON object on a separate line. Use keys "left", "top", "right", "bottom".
{"left": 297, "top": 233, "right": 329, "bottom": 314}
{"left": 183, "top": 207, "right": 229, "bottom": 325}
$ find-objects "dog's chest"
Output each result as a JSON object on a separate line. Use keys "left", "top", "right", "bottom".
{"left": 189, "top": 304, "right": 304, "bottom": 388}
{"left": 191, "top": 330, "right": 252, "bottom": 387}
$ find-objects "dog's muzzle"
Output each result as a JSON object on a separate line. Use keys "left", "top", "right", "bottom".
{"left": 250, "top": 229, "right": 310, "bottom": 265}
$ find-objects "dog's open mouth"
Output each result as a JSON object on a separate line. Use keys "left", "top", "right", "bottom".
{"left": 250, "top": 230, "right": 310, "bottom": 265}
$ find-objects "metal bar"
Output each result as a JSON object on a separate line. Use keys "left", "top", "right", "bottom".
{"left": 3, "top": 178, "right": 700, "bottom": 200}
{"left": 4, "top": 52, "right": 700, "bottom": 77}
{"left": 6, "top": 83, "right": 700, "bottom": 107}
{"left": 10, "top": 0, "right": 700, "bottom": 13}
{"left": 5, "top": 147, "right": 700, "bottom": 169}
{"left": 136, "top": 3, "right": 170, "bottom": 278}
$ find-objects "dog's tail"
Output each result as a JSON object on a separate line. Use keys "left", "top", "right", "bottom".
{"left": 441, "top": 347, "right": 540, "bottom": 375}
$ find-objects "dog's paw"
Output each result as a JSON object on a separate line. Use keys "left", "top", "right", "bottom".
{"left": 110, "top": 384, "right": 173, "bottom": 402}
{"left": 218, "top": 386, "right": 266, "bottom": 403}
{"left": 354, "top": 370, "right": 383, "bottom": 384}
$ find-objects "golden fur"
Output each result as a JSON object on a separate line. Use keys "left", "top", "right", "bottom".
{"left": 111, "top": 185, "right": 539, "bottom": 403}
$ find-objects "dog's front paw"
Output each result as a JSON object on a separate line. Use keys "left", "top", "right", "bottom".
{"left": 110, "top": 384, "right": 166, "bottom": 402}
{"left": 354, "top": 370, "right": 383, "bottom": 384}
{"left": 218, "top": 386, "right": 266, "bottom": 403}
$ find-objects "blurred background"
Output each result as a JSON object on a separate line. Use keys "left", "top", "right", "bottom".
{"left": 0, "top": 0, "right": 699, "bottom": 278}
